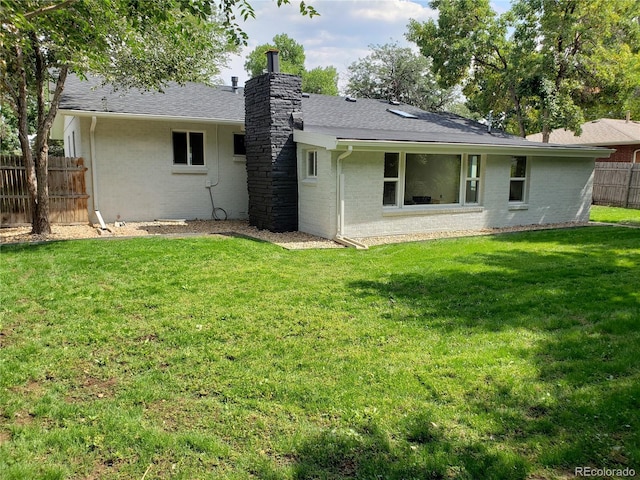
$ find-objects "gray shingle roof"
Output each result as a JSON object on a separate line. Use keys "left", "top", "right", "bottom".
{"left": 58, "top": 75, "right": 597, "bottom": 150}
{"left": 300, "top": 93, "right": 535, "bottom": 146}
{"left": 60, "top": 75, "right": 245, "bottom": 122}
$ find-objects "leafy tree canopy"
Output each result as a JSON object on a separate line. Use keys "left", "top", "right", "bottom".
{"left": 407, "top": 0, "right": 640, "bottom": 140}
{"left": 0, "top": 0, "right": 318, "bottom": 233}
{"left": 244, "top": 33, "right": 339, "bottom": 95}
{"left": 245, "top": 33, "right": 307, "bottom": 77}
{"left": 345, "top": 41, "right": 457, "bottom": 112}
{"left": 302, "top": 66, "right": 339, "bottom": 96}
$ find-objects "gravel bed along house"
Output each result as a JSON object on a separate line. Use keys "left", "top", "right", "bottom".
{"left": 0, "top": 220, "right": 344, "bottom": 249}
{"left": 0, "top": 220, "right": 588, "bottom": 249}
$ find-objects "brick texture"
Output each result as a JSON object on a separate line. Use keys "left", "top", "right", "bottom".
{"left": 244, "top": 73, "right": 301, "bottom": 232}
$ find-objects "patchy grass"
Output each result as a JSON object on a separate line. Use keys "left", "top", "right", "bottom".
{"left": 591, "top": 205, "right": 640, "bottom": 226}
{"left": 1, "top": 226, "right": 639, "bottom": 479}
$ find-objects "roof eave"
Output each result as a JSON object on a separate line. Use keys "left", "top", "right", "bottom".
{"left": 333, "top": 139, "right": 614, "bottom": 158}
{"left": 293, "top": 130, "right": 338, "bottom": 150}
{"left": 294, "top": 130, "right": 614, "bottom": 158}
{"left": 56, "top": 109, "right": 244, "bottom": 126}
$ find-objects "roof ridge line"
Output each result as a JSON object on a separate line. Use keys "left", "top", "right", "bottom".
{"left": 602, "top": 119, "right": 640, "bottom": 141}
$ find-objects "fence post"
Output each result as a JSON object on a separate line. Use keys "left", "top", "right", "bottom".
{"left": 624, "top": 163, "right": 634, "bottom": 208}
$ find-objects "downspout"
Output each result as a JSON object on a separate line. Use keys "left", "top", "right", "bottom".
{"left": 334, "top": 146, "right": 367, "bottom": 249}
{"left": 89, "top": 116, "right": 107, "bottom": 229}
{"left": 633, "top": 149, "right": 639, "bottom": 164}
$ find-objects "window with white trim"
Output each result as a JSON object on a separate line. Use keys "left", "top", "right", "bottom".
{"left": 465, "top": 155, "right": 481, "bottom": 204}
{"left": 306, "top": 150, "right": 318, "bottom": 178}
{"left": 509, "top": 156, "right": 527, "bottom": 202}
{"left": 383, "top": 152, "right": 482, "bottom": 207}
{"left": 383, "top": 152, "right": 400, "bottom": 206}
{"left": 172, "top": 131, "right": 205, "bottom": 166}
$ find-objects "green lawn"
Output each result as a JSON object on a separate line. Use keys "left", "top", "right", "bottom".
{"left": 591, "top": 205, "right": 640, "bottom": 226}
{"left": 1, "top": 225, "right": 639, "bottom": 479}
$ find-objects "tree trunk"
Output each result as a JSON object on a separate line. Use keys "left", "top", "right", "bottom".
{"left": 509, "top": 86, "right": 527, "bottom": 138}
{"left": 13, "top": 43, "right": 42, "bottom": 232}
{"left": 32, "top": 33, "right": 52, "bottom": 234}
{"left": 33, "top": 143, "right": 51, "bottom": 234}
{"left": 541, "top": 107, "right": 551, "bottom": 143}
{"left": 29, "top": 33, "right": 69, "bottom": 234}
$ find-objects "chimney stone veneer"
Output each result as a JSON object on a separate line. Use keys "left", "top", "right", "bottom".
{"left": 244, "top": 72, "right": 301, "bottom": 232}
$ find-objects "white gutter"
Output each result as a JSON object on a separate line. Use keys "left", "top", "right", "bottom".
{"left": 89, "top": 116, "right": 107, "bottom": 230}
{"left": 634, "top": 149, "right": 639, "bottom": 163}
{"left": 334, "top": 146, "right": 367, "bottom": 249}
{"left": 58, "top": 109, "right": 243, "bottom": 127}
{"left": 333, "top": 139, "right": 614, "bottom": 159}
{"left": 296, "top": 130, "right": 614, "bottom": 159}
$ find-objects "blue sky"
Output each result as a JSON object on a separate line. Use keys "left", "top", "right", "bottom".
{"left": 218, "top": 0, "right": 512, "bottom": 91}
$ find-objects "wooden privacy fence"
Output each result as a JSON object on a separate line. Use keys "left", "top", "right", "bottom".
{"left": 593, "top": 162, "right": 640, "bottom": 209}
{"left": 0, "top": 156, "right": 89, "bottom": 226}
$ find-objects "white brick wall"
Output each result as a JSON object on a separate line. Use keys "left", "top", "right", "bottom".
{"left": 336, "top": 152, "right": 594, "bottom": 239}
{"left": 71, "top": 114, "right": 595, "bottom": 237}
{"left": 297, "top": 144, "right": 336, "bottom": 238}
{"left": 74, "top": 116, "right": 247, "bottom": 223}
{"left": 63, "top": 116, "right": 82, "bottom": 158}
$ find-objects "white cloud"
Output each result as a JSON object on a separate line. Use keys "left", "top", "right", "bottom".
{"left": 218, "top": 0, "right": 439, "bottom": 90}
{"left": 350, "top": 0, "right": 435, "bottom": 23}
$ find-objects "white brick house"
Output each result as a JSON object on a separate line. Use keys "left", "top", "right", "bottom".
{"left": 53, "top": 72, "right": 611, "bottom": 241}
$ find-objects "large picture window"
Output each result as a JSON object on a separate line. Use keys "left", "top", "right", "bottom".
{"left": 509, "top": 156, "right": 527, "bottom": 202}
{"left": 405, "top": 153, "right": 461, "bottom": 205}
{"left": 172, "top": 131, "right": 204, "bottom": 166}
{"left": 384, "top": 152, "right": 481, "bottom": 207}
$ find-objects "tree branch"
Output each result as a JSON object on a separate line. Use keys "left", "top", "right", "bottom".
{"left": 42, "top": 65, "right": 69, "bottom": 137}
{"left": 473, "top": 55, "right": 503, "bottom": 73}
{"left": 25, "top": 0, "right": 78, "bottom": 19}
{"left": 31, "top": 32, "right": 46, "bottom": 135}
{"left": 0, "top": 73, "right": 19, "bottom": 111}
{"left": 492, "top": 45, "right": 508, "bottom": 69}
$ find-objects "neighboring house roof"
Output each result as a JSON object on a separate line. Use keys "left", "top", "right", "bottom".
{"left": 58, "top": 75, "right": 609, "bottom": 157}
{"left": 527, "top": 119, "right": 640, "bottom": 146}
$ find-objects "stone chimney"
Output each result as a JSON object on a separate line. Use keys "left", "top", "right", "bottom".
{"left": 244, "top": 50, "right": 301, "bottom": 232}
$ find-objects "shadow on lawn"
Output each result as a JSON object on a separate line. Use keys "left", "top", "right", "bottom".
{"left": 336, "top": 233, "right": 640, "bottom": 477}
{"left": 252, "top": 413, "right": 527, "bottom": 480}
{"left": 285, "top": 417, "right": 527, "bottom": 480}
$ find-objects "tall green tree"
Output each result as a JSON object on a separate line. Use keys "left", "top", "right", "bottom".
{"left": 302, "top": 66, "right": 339, "bottom": 96}
{"left": 345, "top": 42, "right": 457, "bottom": 111}
{"left": 244, "top": 33, "right": 339, "bottom": 94}
{"left": 0, "top": 0, "right": 317, "bottom": 234}
{"left": 245, "top": 33, "right": 306, "bottom": 77}
{"left": 407, "top": 0, "right": 640, "bottom": 140}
